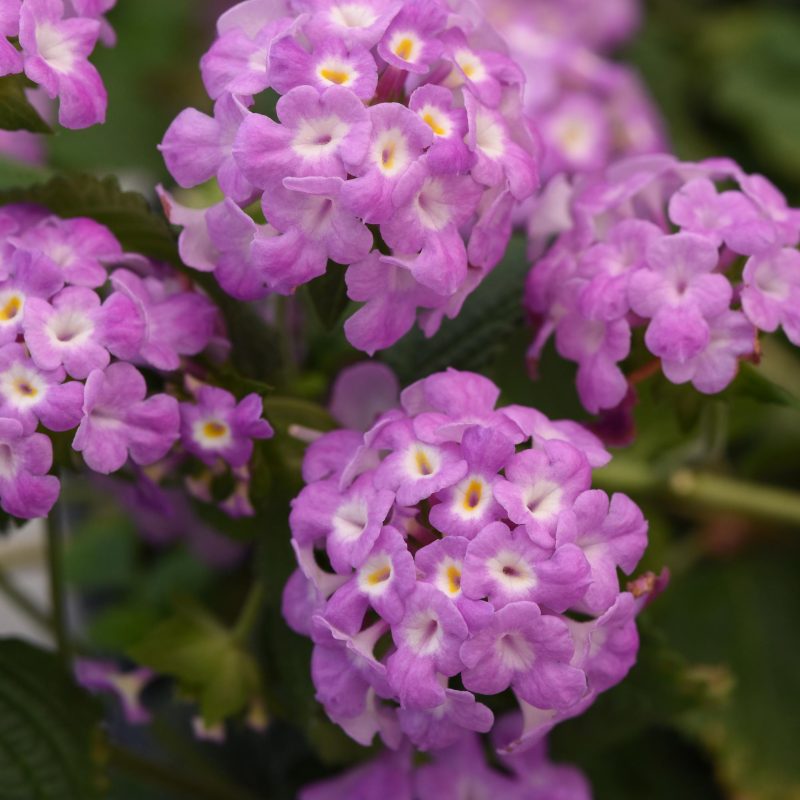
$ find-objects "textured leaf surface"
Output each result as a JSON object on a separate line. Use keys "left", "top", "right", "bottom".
{"left": 0, "top": 639, "right": 103, "bottom": 800}
{"left": 384, "top": 236, "right": 529, "bottom": 383}
{"left": 129, "top": 605, "right": 260, "bottom": 726}
{"left": 0, "top": 173, "right": 178, "bottom": 264}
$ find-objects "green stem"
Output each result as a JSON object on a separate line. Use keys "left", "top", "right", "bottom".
{"left": 232, "top": 580, "right": 266, "bottom": 646}
{"left": 0, "top": 568, "right": 53, "bottom": 635}
{"left": 595, "top": 460, "right": 800, "bottom": 528}
{"left": 46, "top": 501, "right": 71, "bottom": 664}
{"left": 108, "top": 743, "right": 260, "bottom": 800}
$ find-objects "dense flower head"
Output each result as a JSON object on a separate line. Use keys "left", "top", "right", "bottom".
{"left": 482, "top": 0, "right": 665, "bottom": 187}
{"left": 526, "top": 155, "right": 800, "bottom": 414}
{"left": 0, "top": 205, "right": 272, "bottom": 519}
{"left": 159, "top": 0, "right": 540, "bottom": 354}
{"left": 300, "top": 731, "right": 591, "bottom": 799}
{"left": 283, "top": 366, "right": 653, "bottom": 758}
{"left": 0, "top": 0, "right": 115, "bottom": 129}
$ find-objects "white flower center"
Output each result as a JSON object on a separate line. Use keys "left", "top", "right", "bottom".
{"left": 523, "top": 480, "right": 563, "bottom": 521}
{"left": 487, "top": 549, "right": 537, "bottom": 595}
{"left": 35, "top": 23, "right": 77, "bottom": 73}
{"left": 498, "top": 631, "right": 534, "bottom": 670}
{"left": 331, "top": 3, "right": 377, "bottom": 29}
{"left": 292, "top": 115, "right": 350, "bottom": 160}
{"left": 47, "top": 310, "right": 95, "bottom": 347}
{"left": 474, "top": 107, "right": 506, "bottom": 160}
{"left": 413, "top": 179, "right": 453, "bottom": 231}
{"left": 332, "top": 498, "right": 369, "bottom": 542}
{"left": 405, "top": 609, "right": 443, "bottom": 655}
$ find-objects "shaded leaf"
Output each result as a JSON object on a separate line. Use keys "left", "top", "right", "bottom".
{"left": 384, "top": 235, "right": 529, "bottom": 383}
{"left": 0, "top": 74, "right": 52, "bottom": 133}
{"left": 129, "top": 604, "right": 260, "bottom": 727}
{"left": 0, "top": 639, "right": 104, "bottom": 800}
{"left": 0, "top": 173, "right": 178, "bottom": 264}
{"left": 652, "top": 546, "right": 800, "bottom": 800}
{"left": 307, "top": 264, "right": 350, "bottom": 330}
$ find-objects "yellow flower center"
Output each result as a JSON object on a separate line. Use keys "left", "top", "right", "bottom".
{"left": 0, "top": 296, "right": 21, "bottom": 322}
{"left": 422, "top": 112, "right": 446, "bottom": 136}
{"left": 203, "top": 420, "right": 228, "bottom": 439}
{"left": 395, "top": 37, "right": 414, "bottom": 60}
{"left": 366, "top": 565, "right": 392, "bottom": 585}
{"left": 320, "top": 67, "right": 350, "bottom": 85}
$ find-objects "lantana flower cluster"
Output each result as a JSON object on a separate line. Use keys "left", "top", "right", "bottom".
{"left": 159, "top": 0, "right": 540, "bottom": 355}
{"left": 301, "top": 729, "right": 591, "bottom": 799}
{"left": 526, "top": 155, "right": 800, "bottom": 414}
{"left": 0, "top": 0, "right": 115, "bottom": 129}
{"left": 284, "top": 367, "right": 650, "bottom": 757}
{"left": 0, "top": 204, "right": 272, "bottom": 519}
{"left": 482, "top": 0, "right": 665, "bottom": 184}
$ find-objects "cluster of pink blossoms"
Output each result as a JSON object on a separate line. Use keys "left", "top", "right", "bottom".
{"left": 159, "top": 0, "right": 539, "bottom": 354}
{"left": 483, "top": 0, "right": 665, "bottom": 184}
{"left": 301, "top": 730, "right": 591, "bottom": 799}
{"left": 0, "top": 0, "right": 115, "bottom": 129}
{"left": 0, "top": 204, "right": 272, "bottom": 519}
{"left": 526, "top": 155, "right": 800, "bottom": 414}
{"left": 284, "top": 366, "right": 654, "bottom": 763}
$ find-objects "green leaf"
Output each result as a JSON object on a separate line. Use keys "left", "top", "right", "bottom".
{"left": 727, "top": 362, "right": 800, "bottom": 412}
{"left": 0, "top": 639, "right": 104, "bottom": 800}
{"left": 307, "top": 264, "right": 350, "bottom": 330}
{"left": 129, "top": 605, "right": 260, "bottom": 726}
{"left": 652, "top": 547, "right": 800, "bottom": 800}
{"left": 0, "top": 174, "right": 178, "bottom": 264}
{"left": 552, "top": 620, "right": 720, "bottom": 759}
{"left": 383, "top": 235, "right": 529, "bottom": 383}
{"left": 0, "top": 74, "right": 52, "bottom": 133}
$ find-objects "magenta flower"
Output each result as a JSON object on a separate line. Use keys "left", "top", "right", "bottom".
{"left": 325, "top": 525, "right": 416, "bottom": 632}
{"left": 254, "top": 175, "right": 372, "bottom": 295}
{"left": 386, "top": 582, "right": 468, "bottom": 710}
{"left": 0, "top": 417, "right": 59, "bottom": 518}
{"left": 160, "top": 93, "right": 254, "bottom": 203}
{"left": 19, "top": 0, "right": 107, "bottom": 128}
{"left": 234, "top": 85, "right": 371, "bottom": 189}
{"left": 0, "top": 247, "right": 63, "bottom": 346}
{"left": 23, "top": 286, "right": 143, "bottom": 379}
{"left": 493, "top": 440, "right": 592, "bottom": 544}
{"left": 13, "top": 215, "right": 122, "bottom": 288}
{"left": 525, "top": 155, "right": 797, "bottom": 413}
{"left": 269, "top": 33, "right": 378, "bottom": 99}
{"left": 164, "top": 0, "right": 541, "bottom": 352}
{"left": 462, "top": 521, "right": 590, "bottom": 612}
{"left": 74, "top": 659, "right": 153, "bottom": 725}
{"left": 460, "top": 601, "right": 586, "bottom": 709}
{"left": 0, "top": 342, "right": 83, "bottom": 432}
{"left": 557, "top": 490, "right": 648, "bottom": 614}
{"left": 742, "top": 247, "right": 800, "bottom": 346}
{"left": 629, "top": 233, "right": 732, "bottom": 363}
{"left": 110, "top": 269, "right": 218, "bottom": 371}
{"left": 340, "top": 102, "right": 432, "bottom": 224}
{"left": 180, "top": 385, "right": 273, "bottom": 469}
{"left": 72, "top": 362, "right": 179, "bottom": 474}
{"left": 284, "top": 367, "right": 651, "bottom": 752}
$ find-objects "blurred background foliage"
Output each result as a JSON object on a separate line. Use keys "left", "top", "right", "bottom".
{"left": 0, "top": 0, "right": 799, "bottom": 798}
